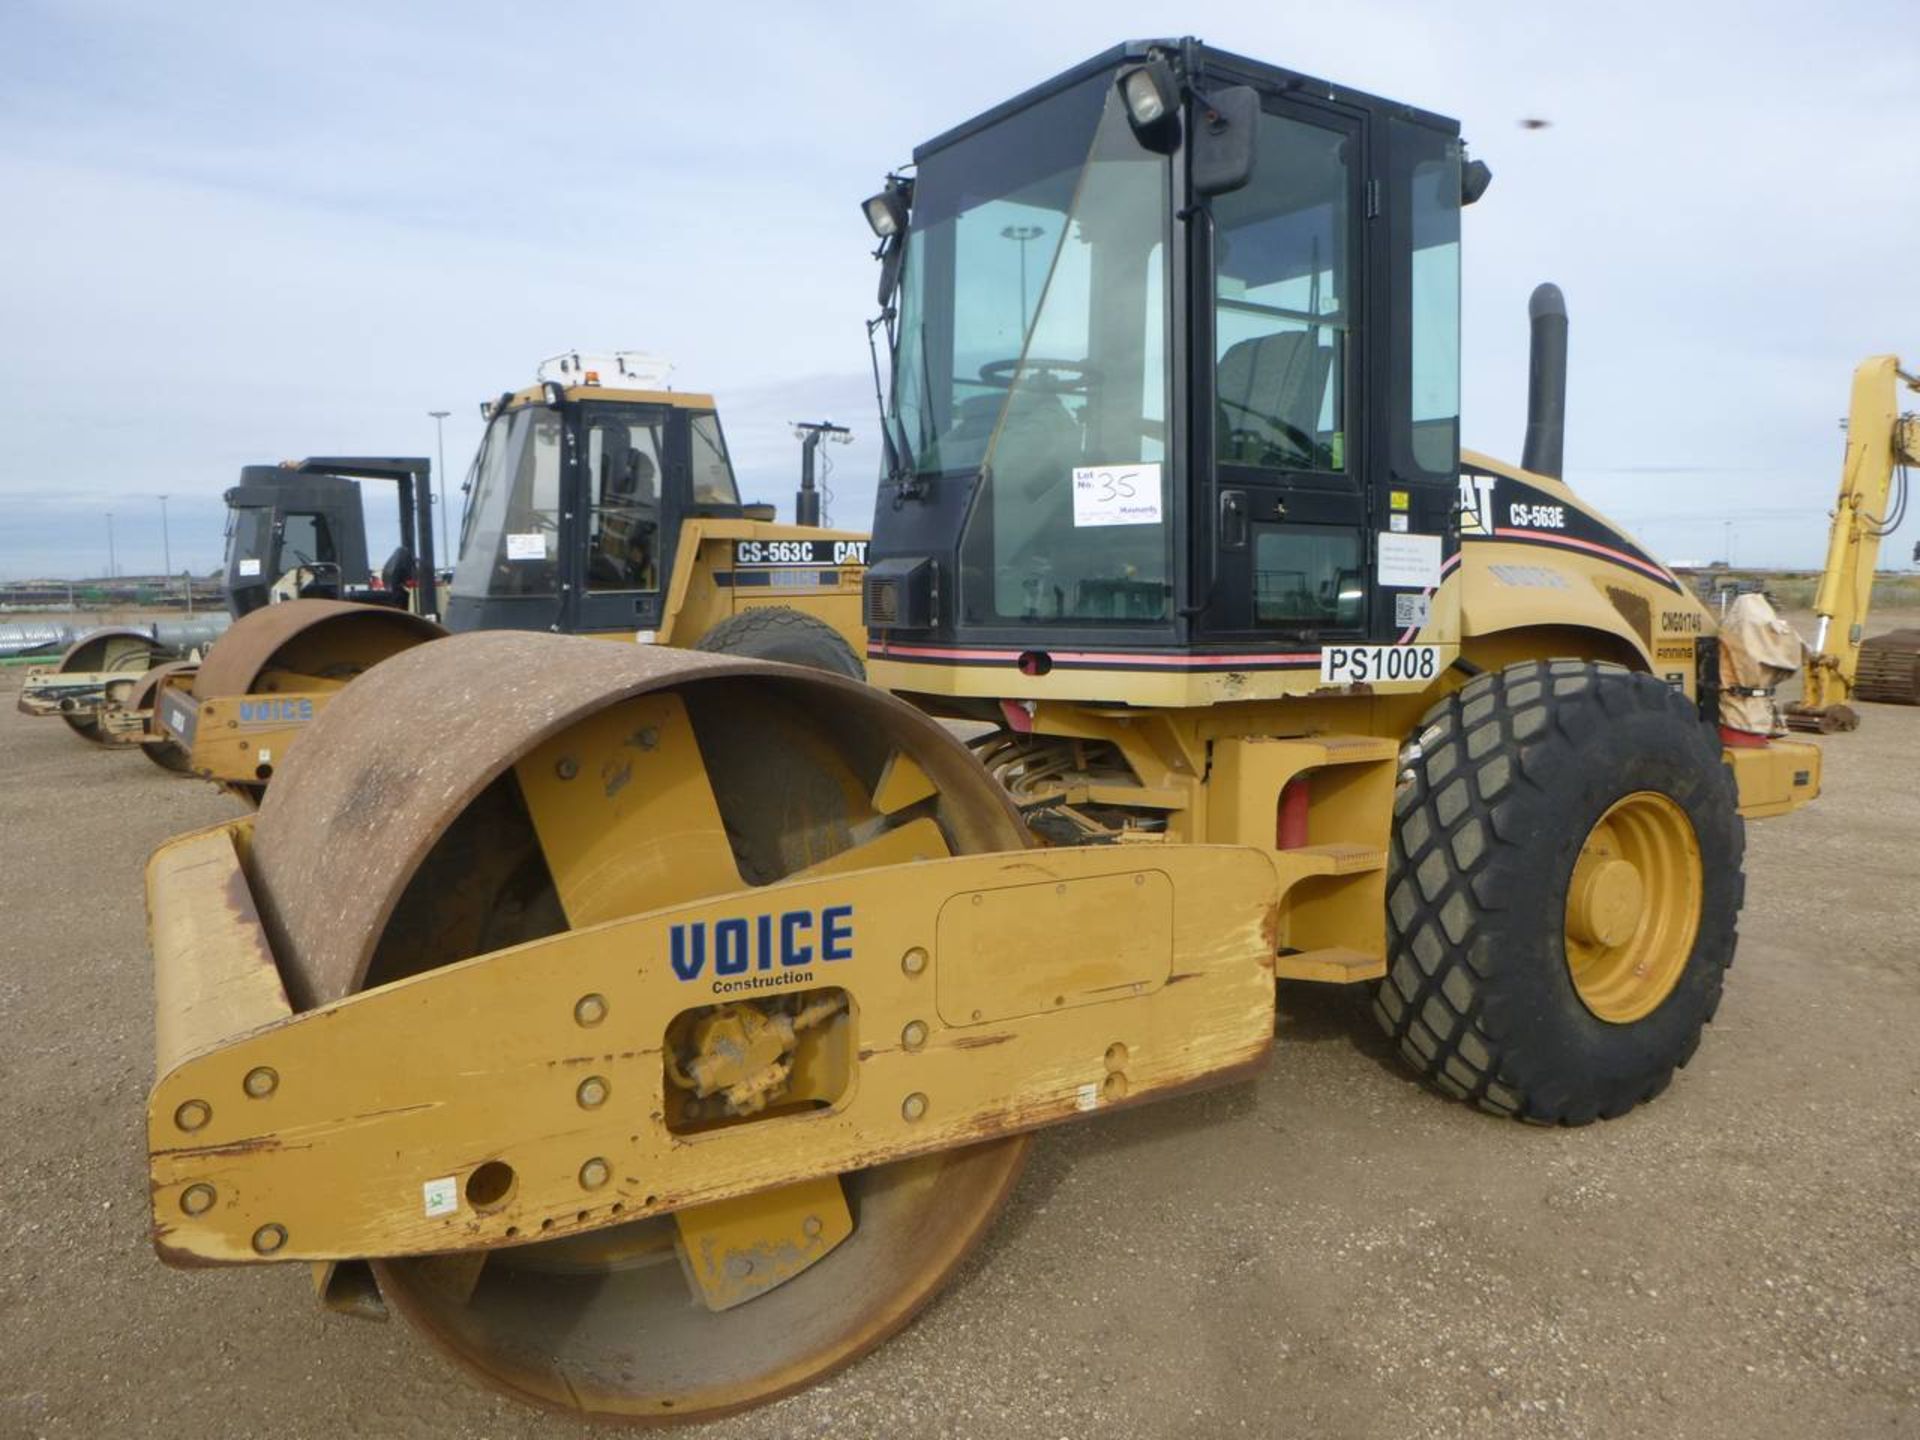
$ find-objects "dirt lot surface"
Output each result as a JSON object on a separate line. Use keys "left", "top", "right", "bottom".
{"left": 1, "top": 640, "right": 1916, "bottom": 1440}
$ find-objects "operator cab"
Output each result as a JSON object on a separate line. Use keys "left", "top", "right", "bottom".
{"left": 223, "top": 458, "right": 439, "bottom": 619}
{"left": 224, "top": 470, "right": 363, "bottom": 616}
{"left": 862, "top": 39, "right": 1477, "bottom": 695}
{"left": 448, "top": 352, "right": 764, "bottom": 635}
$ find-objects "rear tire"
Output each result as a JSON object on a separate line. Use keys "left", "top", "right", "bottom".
{"left": 694, "top": 608, "right": 864, "bottom": 679}
{"left": 1372, "top": 660, "right": 1745, "bottom": 1124}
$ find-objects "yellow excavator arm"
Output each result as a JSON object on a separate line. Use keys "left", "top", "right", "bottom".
{"left": 1789, "top": 355, "right": 1920, "bottom": 729}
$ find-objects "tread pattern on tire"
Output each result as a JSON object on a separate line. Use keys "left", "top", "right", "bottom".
{"left": 693, "top": 608, "right": 865, "bottom": 679}
{"left": 1371, "top": 658, "right": 1745, "bottom": 1125}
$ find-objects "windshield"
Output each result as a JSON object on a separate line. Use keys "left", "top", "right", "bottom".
{"left": 451, "top": 405, "right": 562, "bottom": 599}
{"left": 226, "top": 506, "right": 271, "bottom": 577}
{"left": 892, "top": 76, "right": 1172, "bottom": 626}
{"left": 690, "top": 412, "right": 741, "bottom": 506}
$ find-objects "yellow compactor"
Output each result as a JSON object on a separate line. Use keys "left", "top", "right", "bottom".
{"left": 14, "top": 626, "right": 203, "bottom": 772}
{"left": 150, "top": 357, "right": 871, "bottom": 800}
{"left": 142, "top": 41, "right": 1824, "bottom": 1423}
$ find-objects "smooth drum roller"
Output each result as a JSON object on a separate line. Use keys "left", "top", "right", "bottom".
{"left": 246, "top": 632, "right": 1031, "bottom": 1422}
{"left": 185, "top": 598, "right": 445, "bottom": 801}
{"left": 51, "top": 626, "right": 162, "bottom": 743}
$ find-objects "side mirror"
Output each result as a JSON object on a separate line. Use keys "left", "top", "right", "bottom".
{"left": 876, "top": 234, "right": 905, "bottom": 308}
{"left": 1191, "top": 85, "right": 1259, "bottom": 197}
{"left": 1461, "top": 158, "right": 1493, "bottom": 206}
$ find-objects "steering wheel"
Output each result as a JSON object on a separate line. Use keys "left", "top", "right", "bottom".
{"left": 977, "top": 358, "right": 1103, "bottom": 394}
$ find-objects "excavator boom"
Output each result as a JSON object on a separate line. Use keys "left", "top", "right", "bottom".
{"left": 1788, "top": 355, "right": 1920, "bottom": 730}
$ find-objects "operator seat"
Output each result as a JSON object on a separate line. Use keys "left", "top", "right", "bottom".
{"left": 1216, "top": 330, "right": 1334, "bottom": 467}
{"left": 381, "top": 545, "right": 416, "bottom": 593}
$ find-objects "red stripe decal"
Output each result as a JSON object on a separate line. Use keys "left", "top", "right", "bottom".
{"left": 1396, "top": 551, "right": 1463, "bottom": 644}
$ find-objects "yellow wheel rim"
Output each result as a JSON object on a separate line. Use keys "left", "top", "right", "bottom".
{"left": 1564, "top": 791, "right": 1702, "bottom": 1024}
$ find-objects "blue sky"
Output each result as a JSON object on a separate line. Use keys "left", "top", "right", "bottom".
{"left": 2, "top": 0, "right": 1916, "bottom": 578}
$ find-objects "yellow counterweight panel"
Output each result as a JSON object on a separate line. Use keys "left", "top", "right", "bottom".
{"left": 176, "top": 688, "right": 337, "bottom": 787}
{"left": 146, "top": 835, "right": 1282, "bottom": 1265}
{"left": 1722, "top": 739, "right": 1821, "bottom": 819}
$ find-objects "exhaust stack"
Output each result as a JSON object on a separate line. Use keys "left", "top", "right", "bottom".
{"left": 1522, "top": 282, "right": 1568, "bottom": 479}
{"left": 792, "top": 420, "right": 852, "bottom": 526}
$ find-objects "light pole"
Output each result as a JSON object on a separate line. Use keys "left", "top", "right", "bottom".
{"left": 1000, "top": 223, "right": 1044, "bottom": 332}
{"left": 106, "top": 511, "right": 116, "bottom": 580}
{"left": 159, "top": 493, "right": 189, "bottom": 614}
{"left": 429, "top": 410, "right": 452, "bottom": 567}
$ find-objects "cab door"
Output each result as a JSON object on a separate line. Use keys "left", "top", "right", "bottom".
{"left": 567, "top": 403, "right": 678, "bottom": 636}
{"left": 1196, "top": 96, "right": 1371, "bottom": 645}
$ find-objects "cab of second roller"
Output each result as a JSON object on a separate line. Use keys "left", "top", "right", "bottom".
{"left": 446, "top": 383, "right": 745, "bottom": 637}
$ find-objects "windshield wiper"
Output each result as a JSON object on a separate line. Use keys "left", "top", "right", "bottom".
{"left": 864, "top": 312, "right": 906, "bottom": 486}
{"left": 869, "top": 310, "right": 937, "bottom": 504}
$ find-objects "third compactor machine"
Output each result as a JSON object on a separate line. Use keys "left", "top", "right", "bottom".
{"left": 141, "top": 41, "right": 1823, "bottom": 1422}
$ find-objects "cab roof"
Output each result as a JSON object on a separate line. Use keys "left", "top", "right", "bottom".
{"left": 500, "top": 384, "right": 718, "bottom": 412}
{"left": 913, "top": 38, "right": 1459, "bottom": 162}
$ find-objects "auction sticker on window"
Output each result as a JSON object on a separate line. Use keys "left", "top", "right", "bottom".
{"left": 1072, "top": 463, "right": 1162, "bottom": 527}
{"left": 1320, "top": 644, "right": 1442, "bottom": 685}
{"left": 505, "top": 532, "right": 546, "bottom": 561}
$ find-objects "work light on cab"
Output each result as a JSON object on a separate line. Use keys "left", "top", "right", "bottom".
{"left": 1117, "top": 58, "right": 1179, "bottom": 139}
{"left": 862, "top": 187, "right": 906, "bottom": 238}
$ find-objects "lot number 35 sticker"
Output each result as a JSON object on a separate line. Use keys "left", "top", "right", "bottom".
{"left": 1072, "top": 463, "right": 1163, "bottom": 527}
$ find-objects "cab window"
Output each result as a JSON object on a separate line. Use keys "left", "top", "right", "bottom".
{"left": 585, "top": 418, "right": 665, "bottom": 591}
{"left": 279, "top": 512, "right": 335, "bottom": 569}
{"left": 1408, "top": 148, "right": 1462, "bottom": 475}
{"left": 449, "top": 406, "right": 561, "bottom": 599}
{"left": 690, "top": 413, "right": 741, "bottom": 506}
{"left": 1253, "top": 524, "right": 1362, "bottom": 626}
{"left": 1211, "top": 112, "right": 1352, "bottom": 473}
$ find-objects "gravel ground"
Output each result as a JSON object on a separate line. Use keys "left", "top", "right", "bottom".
{"left": 1, "top": 636, "right": 1916, "bottom": 1440}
